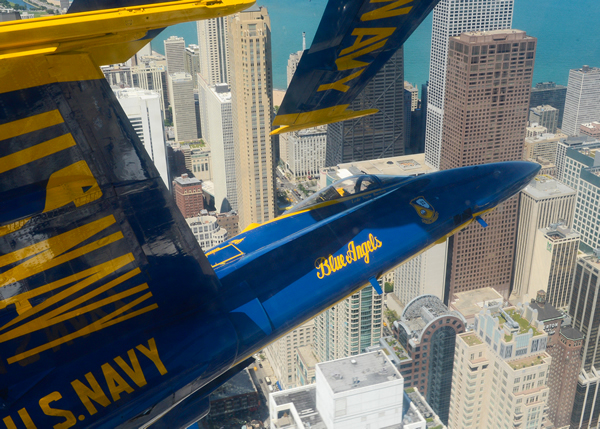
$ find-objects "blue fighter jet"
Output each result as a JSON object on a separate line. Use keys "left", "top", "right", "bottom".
{"left": 0, "top": 0, "right": 539, "bottom": 427}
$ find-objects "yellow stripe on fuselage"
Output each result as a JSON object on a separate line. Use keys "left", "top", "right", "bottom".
{"left": 0, "top": 133, "right": 76, "bottom": 175}
{"left": 0, "top": 109, "right": 63, "bottom": 141}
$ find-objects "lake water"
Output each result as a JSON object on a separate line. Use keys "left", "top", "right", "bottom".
{"left": 151, "top": 0, "right": 600, "bottom": 91}
{"left": 11, "top": 0, "right": 32, "bottom": 9}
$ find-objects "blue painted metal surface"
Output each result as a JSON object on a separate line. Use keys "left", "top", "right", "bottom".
{"left": 0, "top": 0, "right": 540, "bottom": 428}
{"left": 273, "top": 0, "right": 440, "bottom": 133}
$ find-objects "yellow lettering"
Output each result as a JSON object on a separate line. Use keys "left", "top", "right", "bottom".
{"left": 43, "top": 161, "right": 102, "bottom": 212}
{"left": 7, "top": 286, "right": 157, "bottom": 364}
{"left": 360, "top": 0, "right": 413, "bottom": 21}
{"left": 136, "top": 338, "right": 167, "bottom": 376}
{"left": 71, "top": 372, "right": 111, "bottom": 416}
{"left": 328, "top": 255, "right": 338, "bottom": 272}
{"left": 362, "top": 243, "right": 371, "bottom": 264}
{"left": 0, "top": 255, "right": 137, "bottom": 341}
{"left": 318, "top": 69, "right": 364, "bottom": 92}
{"left": 39, "top": 392, "right": 76, "bottom": 429}
{"left": 347, "top": 242, "right": 357, "bottom": 263}
{"left": 114, "top": 349, "right": 147, "bottom": 388}
{"left": 335, "top": 40, "right": 387, "bottom": 71}
{"left": 337, "top": 254, "right": 347, "bottom": 268}
{"left": 315, "top": 257, "right": 330, "bottom": 279}
{"left": 17, "top": 408, "right": 37, "bottom": 429}
{"left": 356, "top": 244, "right": 365, "bottom": 261}
{"left": 0, "top": 215, "right": 118, "bottom": 290}
{"left": 2, "top": 416, "right": 17, "bottom": 429}
{"left": 0, "top": 133, "right": 76, "bottom": 175}
{"left": 0, "top": 110, "right": 63, "bottom": 142}
{"left": 340, "top": 27, "right": 396, "bottom": 56}
{"left": 101, "top": 363, "right": 134, "bottom": 402}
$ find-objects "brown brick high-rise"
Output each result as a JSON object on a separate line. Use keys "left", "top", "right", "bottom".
{"left": 439, "top": 30, "right": 536, "bottom": 301}
{"left": 173, "top": 173, "right": 204, "bottom": 218}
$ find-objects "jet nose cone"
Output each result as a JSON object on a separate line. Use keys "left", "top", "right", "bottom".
{"left": 473, "top": 161, "right": 541, "bottom": 211}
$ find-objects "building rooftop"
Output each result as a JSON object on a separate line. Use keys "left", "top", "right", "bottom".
{"left": 523, "top": 175, "right": 575, "bottom": 198}
{"left": 460, "top": 333, "right": 483, "bottom": 347}
{"left": 450, "top": 287, "right": 503, "bottom": 321}
{"left": 210, "top": 369, "right": 257, "bottom": 401}
{"left": 502, "top": 308, "right": 542, "bottom": 336}
{"left": 335, "top": 153, "right": 435, "bottom": 177}
{"left": 529, "top": 301, "right": 563, "bottom": 323}
{"left": 271, "top": 385, "right": 325, "bottom": 429}
{"left": 173, "top": 174, "right": 202, "bottom": 186}
{"left": 541, "top": 224, "right": 579, "bottom": 242}
{"left": 508, "top": 354, "right": 548, "bottom": 370}
{"left": 318, "top": 352, "right": 401, "bottom": 394}
{"left": 561, "top": 325, "right": 584, "bottom": 341}
{"left": 297, "top": 345, "right": 319, "bottom": 368}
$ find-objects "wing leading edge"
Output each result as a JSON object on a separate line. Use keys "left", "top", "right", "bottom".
{"left": 0, "top": 1, "right": 253, "bottom": 428}
{"left": 272, "top": 0, "right": 439, "bottom": 135}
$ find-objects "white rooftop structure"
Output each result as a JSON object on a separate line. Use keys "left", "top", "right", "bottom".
{"left": 270, "top": 352, "right": 427, "bottom": 429}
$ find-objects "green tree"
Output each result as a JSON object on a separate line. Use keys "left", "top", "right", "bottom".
{"left": 384, "top": 282, "right": 393, "bottom": 293}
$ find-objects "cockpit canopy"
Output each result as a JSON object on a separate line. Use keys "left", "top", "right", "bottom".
{"left": 285, "top": 175, "right": 406, "bottom": 214}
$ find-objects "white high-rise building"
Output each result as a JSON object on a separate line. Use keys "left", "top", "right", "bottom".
{"left": 197, "top": 17, "right": 229, "bottom": 86}
{"left": 284, "top": 126, "right": 327, "bottom": 178}
{"left": 562, "top": 66, "right": 600, "bottom": 137}
{"left": 163, "top": 36, "right": 185, "bottom": 75}
{"left": 556, "top": 135, "right": 600, "bottom": 182}
{"left": 394, "top": 242, "right": 447, "bottom": 305}
{"left": 168, "top": 73, "right": 198, "bottom": 142}
{"left": 424, "top": 0, "right": 514, "bottom": 169}
{"left": 264, "top": 320, "right": 314, "bottom": 390}
{"left": 131, "top": 63, "right": 168, "bottom": 113}
{"left": 448, "top": 306, "right": 551, "bottom": 429}
{"left": 184, "top": 44, "right": 200, "bottom": 89}
{"left": 203, "top": 83, "right": 236, "bottom": 212}
{"left": 113, "top": 88, "right": 169, "bottom": 187}
{"left": 185, "top": 215, "right": 227, "bottom": 250}
{"left": 511, "top": 175, "right": 576, "bottom": 300}
{"left": 528, "top": 225, "right": 579, "bottom": 309}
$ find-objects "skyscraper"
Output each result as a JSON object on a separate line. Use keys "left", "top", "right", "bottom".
{"left": 282, "top": 126, "right": 327, "bottom": 178}
{"left": 113, "top": 87, "right": 169, "bottom": 187}
{"left": 563, "top": 146, "right": 600, "bottom": 252}
{"left": 229, "top": 6, "right": 276, "bottom": 229}
{"left": 184, "top": 44, "right": 200, "bottom": 89}
{"left": 424, "top": 0, "right": 514, "bottom": 169}
{"left": 203, "top": 83, "right": 236, "bottom": 212}
{"left": 448, "top": 306, "right": 551, "bottom": 429}
{"left": 325, "top": 49, "right": 405, "bottom": 166}
{"left": 197, "top": 17, "right": 229, "bottom": 86}
{"left": 439, "top": 30, "right": 536, "bottom": 301}
{"left": 512, "top": 175, "right": 576, "bottom": 301}
{"left": 562, "top": 66, "right": 600, "bottom": 136}
{"left": 528, "top": 225, "right": 580, "bottom": 309}
{"left": 393, "top": 295, "right": 465, "bottom": 424}
{"left": 529, "top": 81, "right": 567, "bottom": 129}
{"left": 529, "top": 105, "right": 559, "bottom": 133}
{"left": 167, "top": 72, "right": 198, "bottom": 142}
{"left": 163, "top": 36, "right": 185, "bottom": 74}
{"left": 264, "top": 320, "right": 314, "bottom": 389}
{"left": 313, "top": 287, "right": 382, "bottom": 362}
{"left": 131, "top": 62, "right": 168, "bottom": 113}
{"left": 528, "top": 292, "right": 583, "bottom": 429}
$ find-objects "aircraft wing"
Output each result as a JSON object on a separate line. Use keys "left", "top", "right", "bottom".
{"left": 0, "top": 1, "right": 253, "bottom": 428}
{"left": 272, "top": 0, "right": 439, "bottom": 135}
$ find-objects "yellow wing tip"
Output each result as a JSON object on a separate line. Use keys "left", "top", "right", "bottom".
{"left": 271, "top": 107, "right": 379, "bottom": 135}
